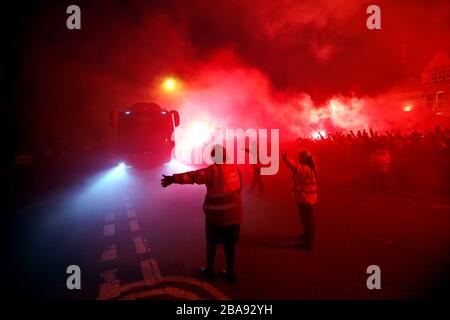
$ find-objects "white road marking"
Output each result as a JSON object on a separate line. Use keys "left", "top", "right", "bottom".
{"left": 126, "top": 209, "right": 136, "bottom": 218}
{"left": 136, "top": 259, "right": 162, "bottom": 286}
{"left": 115, "top": 276, "right": 230, "bottom": 300}
{"left": 98, "top": 266, "right": 120, "bottom": 300}
{"left": 133, "top": 236, "right": 148, "bottom": 254}
{"left": 121, "top": 287, "right": 202, "bottom": 300}
{"left": 100, "top": 268, "right": 119, "bottom": 282}
{"left": 129, "top": 220, "right": 140, "bottom": 232}
{"left": 103, "top": 224, "right": 115, "bottom": 236}
{"left": 99, "top": 280, "right": 121, "bottom": 300}
{"left": 99, "top": 195, "right": 230, "bottom": 301}
{"left": 140, "top": 260, "right": 156, "bottom": 286}
{"left": 118, "top": 280, "right": 145, "bottom": 293}
{"left": 150, "top": 259, "right": 162, "bottom": 282}
{"left": 101, "top": 245, "right": 118, "bottom": 262}
{"left": 162, "top": 276, "right": 229, "bottom": 300}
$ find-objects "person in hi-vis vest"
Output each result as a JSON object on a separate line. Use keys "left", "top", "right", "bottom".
{"left": 244, "top": 141, "right": 265, "bottom": 196}
{"left": 282, "top": 149, "right": 318, "bottom": 250}
{"left": 369, "top": 143, "right": 390, "bottom": 194}
{"left": 161, "top": 145, "right": 243, "bottom": 282}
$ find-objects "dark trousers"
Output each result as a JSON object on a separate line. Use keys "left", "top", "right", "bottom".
{"left": 296, "top": 203, "right": 314, "bottom": 247}
{"left": 205, "top": 223, "right": 239, "bottom": 275}
{"left": 207, "top": 242, "right": 235, "bottom": 275}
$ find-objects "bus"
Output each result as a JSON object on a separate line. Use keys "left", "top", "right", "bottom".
{"left": 110, "top": 102, "right": 180, "bottom": 167}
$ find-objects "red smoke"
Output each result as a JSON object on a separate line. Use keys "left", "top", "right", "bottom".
{"left": 155, "top": 50, "right": 434, "bottom": 149}
{"left": 15, "top": 0, "right": 450, "bottom": 149}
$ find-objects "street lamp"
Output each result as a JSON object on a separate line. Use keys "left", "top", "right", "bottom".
{"left": 403, "top": 105, "right": 413, "bottom": 112}
{"left": 162, "top": 77, "right": 178, "bottom": 92}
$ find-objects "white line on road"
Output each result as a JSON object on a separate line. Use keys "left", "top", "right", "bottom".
{"left": 133, "top": 236, "right": 148, "bottom": 254}
{"left": 140, "top": 260, "right": 156, "bottom": 286}
{"left": 162, "top": 276, "right": 230, "bottom": 300}
{"left": 129, "top": 220, "right": 140, "bottom": 232}
{"left": 100, "top": 268, "right": 119, "bottom": 282}
{"left": 101, "top": 245, "right": 118, "bottom": 262}
{"left": 99, "top": 196, "right": 226, "bottom": 301}
{"left": 99, "top": 280, "right": 121, "bottom": 300}
{"left": 126, "top": 209, "right": 136, "bottom": 218}
{"left": 150, "top": 259, "right": 162, "bottom": 282}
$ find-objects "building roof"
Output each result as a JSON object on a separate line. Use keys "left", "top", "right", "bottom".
{"left": 424, "top": 51, "right": 450, "bottom": 71}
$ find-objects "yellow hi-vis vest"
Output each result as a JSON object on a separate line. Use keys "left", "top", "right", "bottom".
{"left": 204, "top": 164, "right": 243, "bottom": 226}
{"left": 292, "top": 163, "right": 318, "bottom": 205}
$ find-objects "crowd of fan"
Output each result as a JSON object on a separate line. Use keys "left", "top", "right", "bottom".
{"left": 297, "top": 125, "right": 450, "bottom": 197}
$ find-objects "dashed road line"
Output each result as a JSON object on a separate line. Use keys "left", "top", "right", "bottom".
{"left": 99, "top": 279, "right": 121, "bottom": 300}
{"left": 129, "top": 220, "right": 140, "bottom": 232}
{"left": 101, "top": 244, "right": 118, "bottom": 262}
{"left": 133, "top": 236, "right": 148, "bottom": 254}
{"left": 100, "top": 268, "right": 119, "bottom": 282}
{"left": 98, "top": 195, "right": 229, "bottom": 301}
{"left": 126, "top": 209, "right": 136, "bottom": 218}
{"left": 141, "top": 260, "right": 157, "bottom": 286}
{"left": 149, "top": 258, "right": 162, "bottom": 282}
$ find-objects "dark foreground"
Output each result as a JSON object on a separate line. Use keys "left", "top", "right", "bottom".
{"left": 5, "top": 162, "right": 450, "bottom": 300}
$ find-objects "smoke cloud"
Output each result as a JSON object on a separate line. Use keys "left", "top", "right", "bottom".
{"left": 13, "top": 0, "right": 450, "bottom": 148}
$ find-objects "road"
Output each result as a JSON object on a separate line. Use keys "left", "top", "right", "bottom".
{"left": 6, "top": 162, "right": 450, "bottom": 300}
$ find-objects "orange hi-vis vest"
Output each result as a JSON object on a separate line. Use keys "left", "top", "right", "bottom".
{"left": 292, "top": 163, "right": 318, "bottom": 205}
{"left": 204, "top": 164, "right": 243, "bottom": 226}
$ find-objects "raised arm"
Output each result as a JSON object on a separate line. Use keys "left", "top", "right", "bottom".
{"left": 282, "top": 150, "right": 297, "bottom": 173}
{"left": 161, "top": 167, "right": 213, "bottom": 188}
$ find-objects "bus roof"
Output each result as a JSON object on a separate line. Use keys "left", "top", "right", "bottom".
{"left": 126, "top": 102, "right": 168, "bottom": 113}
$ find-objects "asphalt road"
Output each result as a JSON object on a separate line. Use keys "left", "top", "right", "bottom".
{"left": 6, "top": 162, "right": 450, "bottom": 300}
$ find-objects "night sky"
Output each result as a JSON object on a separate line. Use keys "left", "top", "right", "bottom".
{"left": 5, "top": 0, "right": 450, "bottom": 152}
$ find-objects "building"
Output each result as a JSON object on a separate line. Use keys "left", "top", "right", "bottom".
{"left": 398, "top": 51, "right": 450, "bottom": 122}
